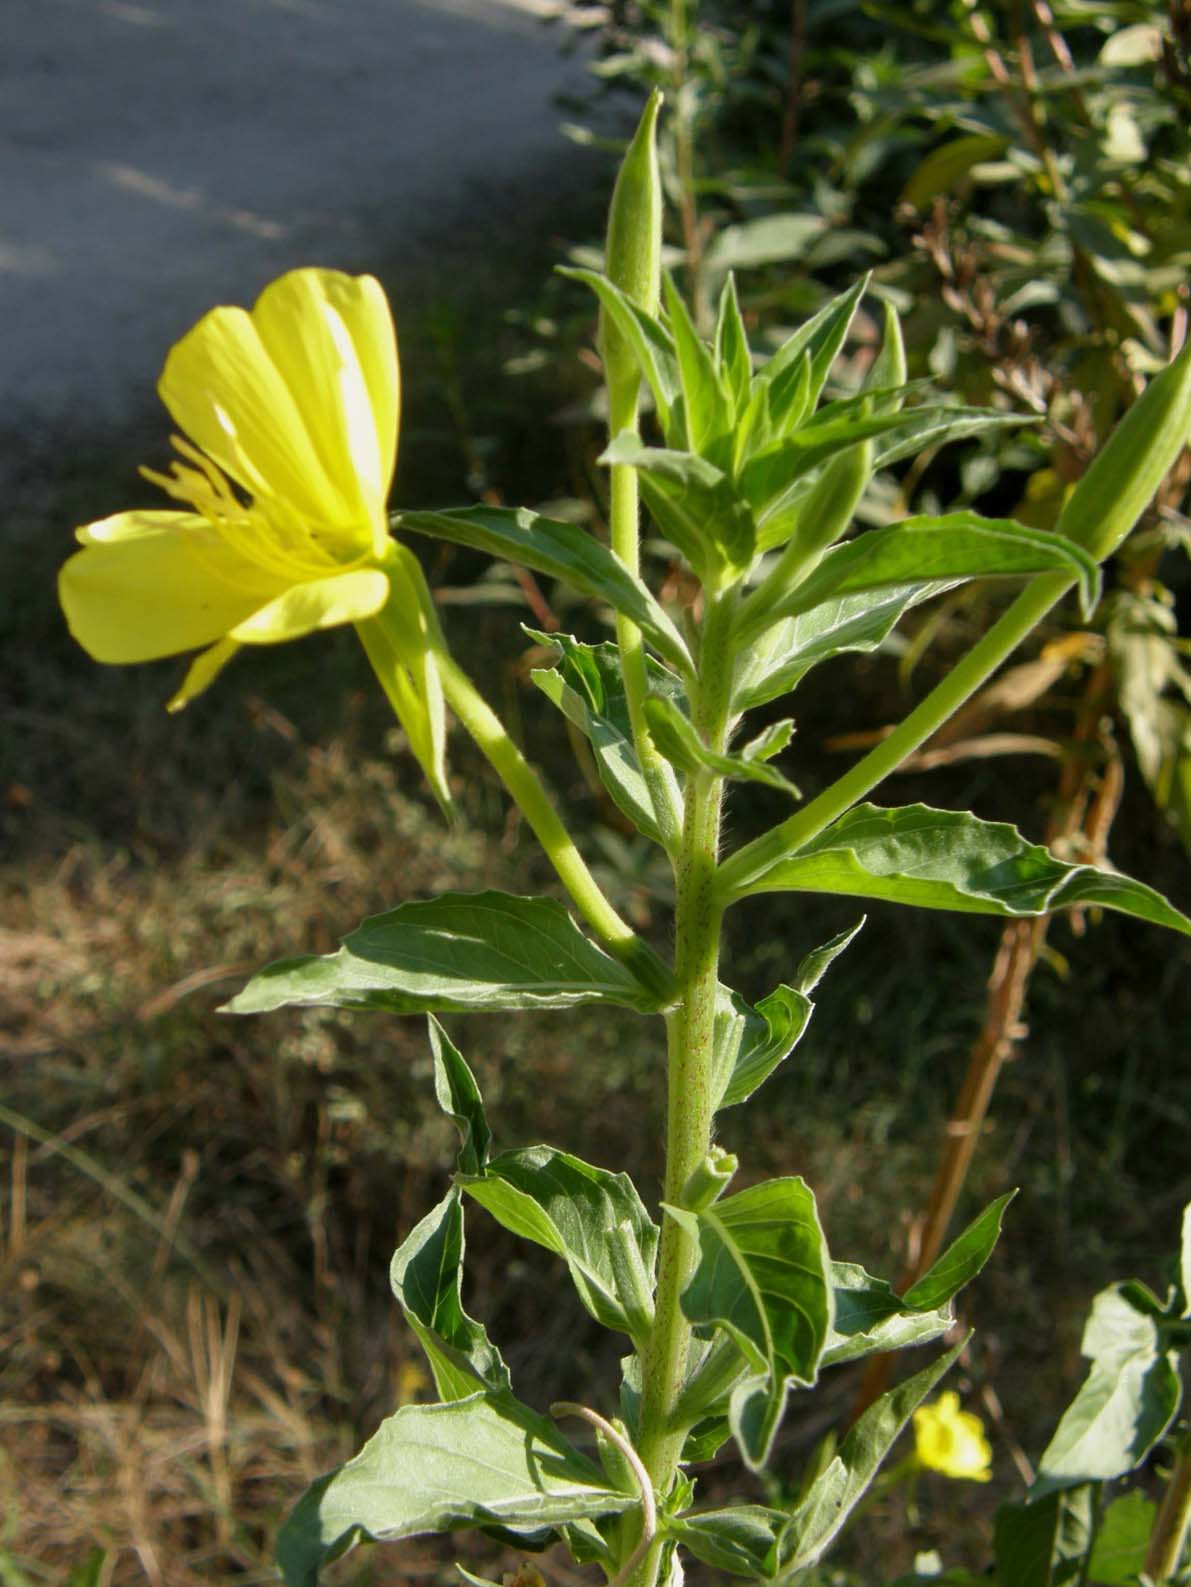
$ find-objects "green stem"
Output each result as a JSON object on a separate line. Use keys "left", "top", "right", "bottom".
{"left": 610, "top": 460, "right": 684, "bottom": 854}
{"left": 624, "top": 590, "right": 737, "bottom": 1587}
{"left": 717, "top": 571, "right": 1073, "bottom": 896}
{"left": 429, "top": 643, "right": 673, "bottom": 1002}
{"left": 1145, "top": 1427, "right": 1191, "bottom": 1584}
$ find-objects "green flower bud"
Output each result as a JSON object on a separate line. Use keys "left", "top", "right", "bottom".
{"left": 601, "top": 88, "right": 664, "bottom": 433}
{"left": 1057, "top": 338, "right": 1191, "bottom": 563}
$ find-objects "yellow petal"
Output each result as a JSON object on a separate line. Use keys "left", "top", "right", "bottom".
{"left": 167, "top": 637, "right": 242, "bottom": 712}
{"left": 158, "top": 298, "right": 350, "bottom": 533}
{"left": 252, "top": 270, "right": 398, "bottom": 556}
{"left": 228, "top": 568, "right": 390, "bottom": 643}
{"left": 59, "top": 511, "right": 285, "bottom": 662}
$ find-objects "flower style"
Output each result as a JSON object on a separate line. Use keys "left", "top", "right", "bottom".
{"left": 58, "top": 267, "right": 452, "bottom": 806}
{"left": 912, "top": 1391, "right": 993, "bottom": 1482}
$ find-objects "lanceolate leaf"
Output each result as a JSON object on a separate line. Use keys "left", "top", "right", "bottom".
{"left": 275, "top": 1392, "right": 634, "bottom": 1587}
{"left": 644, "top": 695, "right": 800, "bottom": 799}
{"left": 903, "top": 1192, "right": 1016, "bottom": 1309}
{"left": 710, "top": 922, "right": 863, "bottom": 1111}
{"left": 461, "top": 1146, "right": 659, "bottom": 1338}
{"left": 560, "top": 266, "right": 681, "bottom": 436}
{"left": 733, "top": 584, "right": 954, "bottom": 710}
{"left": 601, "top": 435, "right": 756, "bottom": 576}
{"left": 760, "top": 277, "right": 868, "bottom": 415}
{"left": 1032, "top": 1283, "right": 1184, "bottom": 1498}
{"left": 394, "top": 504, "right": 691, "bottom": 672}
{"left": 528, "top": 629, "right": 684, "bottom": 844}
{"left": 663, "top": 273, "right": 732, "bottom": 454}
{"left": 822, "top": 1194, "right": 1013, "bottom": 1367}
{"left": 669, "top": 1177, "right": 832, "bottom": 1468}
{"left": 734, "top": 803, "right": 1191, "bottom": 936}
{"left": 710, "top": 984, "right": 812, "bottom": 1112}
{"left": 226, "top": 892, "right": 668, "bottom": 1017}
{"left": 768, "top": 515, "right": 1101, "bottom": 624}
{"left": 667, "top": 1505, "right": 783, "bottom": 1578}
{"left": 429, "top": 1017, "right": 491, "bottom": 1177}
{"left": 821, "top": 1264, "right": 953, "bottom": 1367}
{"left": 390, "top": 1191, "right": 510, "bottom": 1401}
{"left": 776, "top": 1339, "right": 966, "bottom": 1577}
{"left": 871, "top": 406, "right": 1033, "bottom": 471}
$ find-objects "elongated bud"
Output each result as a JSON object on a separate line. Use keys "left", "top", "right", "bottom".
{"left": 601, "top": 88, "right": 664, "bottom": 433}
{"left": 609, "top": 1218, "right": 656, "bottom": 1344}
{"left": 1056, "top": 337, "right": 1191, "bottom": 563}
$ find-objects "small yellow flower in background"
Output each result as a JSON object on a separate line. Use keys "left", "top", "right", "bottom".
{"left": 912, "top": 1391, "right": 993, "bottom": 1482}
{"left": 59, "top": 267, "right": 400, "bottom": 711}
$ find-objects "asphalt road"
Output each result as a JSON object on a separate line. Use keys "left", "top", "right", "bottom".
{"left": 2, "top": 0, "right": 593, "bottom": 436}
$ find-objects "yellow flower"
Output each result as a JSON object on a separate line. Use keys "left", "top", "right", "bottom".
{"left": 59, "top": 267, "right": 402, "bottom": 711}
{"left": 912, "top": 1391, "right": 993, "bottom": 1482}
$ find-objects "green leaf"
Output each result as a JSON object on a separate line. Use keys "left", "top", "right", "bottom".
{"left": 65, "top": 1551, "right": 108, "bottom": 1587}
{"left": 226, "top": 892, "right": 667, "bottom": 1017}
{"left": 994, "top": 1488, "right": 1095, "bottom": 1587}
{"left": 777, "top": 1339, "right": 966, "bottom": 1576}
{"left": 275, "top": 1392, "right": 634, "bottom": 1587}
{"left": 560, "top": 265, "right": 681, "bottom": 436}
{"left": 710, "top": 922, "right": 861, "bottom": 1112}
{"left": 644, "top": 695, "right": 800, "bottom": 799}
{"left": 760, "top": 278, "right": 868, "bottom": 413}
{"left": 792, "top": 918, "right": 866, "bottom": 995}
{"left": 769, "top": 515, "right": 1101, "bottom": 625}
{"left": 733, "top": 583, "right": 953, "bottom": 709}
{"left": 601, "top": 435, "right": 755, "bottom": 577}
{"left": 710, "top": 984, "right": 812, "bottom": 1113}
{"left": 821, "top": 1263, "right": 954, "bottom": 1367}
{"left": 528, "top": 629, "right": 683, "bottom": 844}
{"left": 865, "top": 301, "right": 907, "bottom": 408}
{"left": 1086, "top": 1490, "right": 1156, "bottom": 1586}
{"left": 663, "top": 274, "right": 731, "bottom": 454}
{"left": 901, "top": 133, "right": 1009, "bottom": 209}
{"left": 390, "top": 1191, "right": 511, "bottom": 1401}
{"left": 1033, "top": 1283, "right": 1183, "bottom": 1498}
{"left": 462, "top": 1146, "right": 658, "bottom": 1338}
{"left": 903, "top": 1192, "right": 1016, "bottom": 1309}
{"left": 428, "top": 1017, "right": 491, "bottom": 1177}
{"left": 871, "top": 405, "right": 1036, "bottom": 471}
{"left": 669, "top": 1177, "right": 832, "bottom": 1468}
{"left": 394, "top": 504, "right": 691, "bottom": 673}
{"left": 667, "top": 1506, "right": 783, "bottom": 1578}
{"left": 734, "top": 803, "right": 1191, "bottom": 937}
{"left": 714, "top": 273, "right": 752, "bottom": 415}
{"left": 704, "top": 213, "right": 829, "bottom": 276}
{"left": 822, "top": 1194, "right": 1012, "bottom": 1367}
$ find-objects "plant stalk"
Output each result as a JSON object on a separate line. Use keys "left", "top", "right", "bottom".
{"left": 623, "top": 590, "right": 738, "bottom": 1587}
{"left": 1145, "top": 1428, "right": 1191, "bottom": 1584}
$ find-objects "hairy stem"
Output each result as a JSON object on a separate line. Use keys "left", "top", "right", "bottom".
{"left": 624, "top": 591, "right": 737, "bottom": 1587}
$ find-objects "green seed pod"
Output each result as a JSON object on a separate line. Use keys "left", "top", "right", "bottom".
{"left": 1057, "top": 338, "right": 1191, "bottom": 562}
{"left": 601, "top": 88, "right": 664, "bottom": 433}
